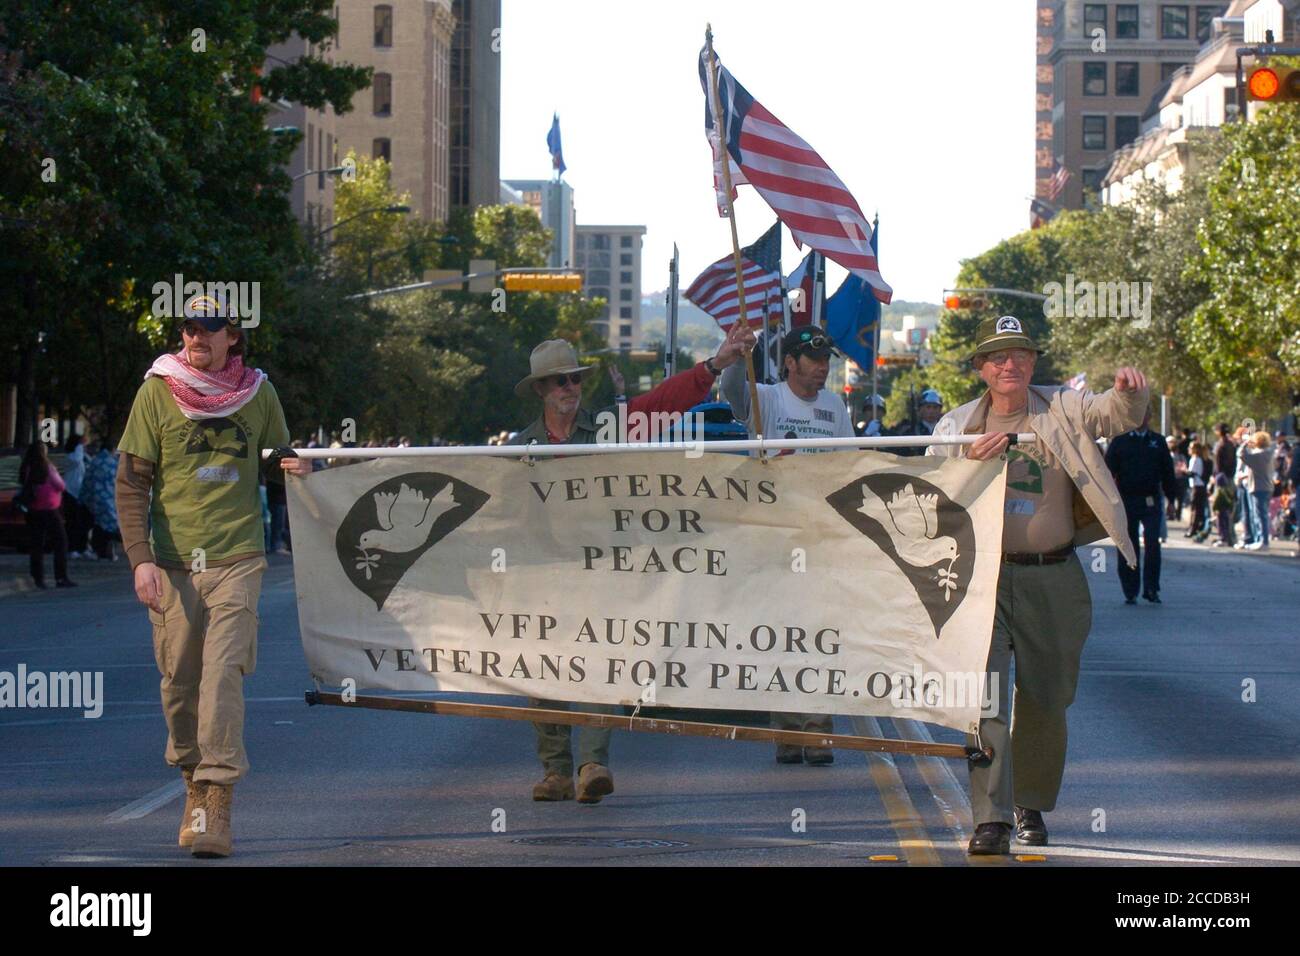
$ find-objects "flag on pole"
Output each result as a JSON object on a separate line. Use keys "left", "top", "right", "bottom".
{"left": 1046, "top": 164, "right": 1069, "bottom": 200}
{"left": 785, "top": 251, "right": 817, "bottom": 327}
{"left": 685, "top": 221, "right": 784, "bottom": 329}
{"left": 547, "top": 113, "right": 566, "bottom": 176}
{"left": 1066, "top": 371, "right": 1087, "bottom": 391}
{"left": 699, "top": 45, "right": 892, "bottom": 304}
{"left": 824, "top": 222, "right": 881, "bottom": 373}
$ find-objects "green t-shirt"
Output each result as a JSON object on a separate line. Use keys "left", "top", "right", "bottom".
{"left": 118, "top": 375, "right": 291, "bottom": 566}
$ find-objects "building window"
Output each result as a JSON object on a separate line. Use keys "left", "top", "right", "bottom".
{"left": 1084, "top": 62, "right": 1107, "bottom": 96}
{"left": 1115, "top": 115, "right": 1140, "bottom": 146}
{"left": 374, "top": 5, "right": 393, "bottom": 47}
{"left": 373, "top": 73, "right": 392, "bottom": 116}
{"left": 1195, "top": 5, "right": 1223, "bottom": 43}
{"left": 620, "top": 235, "right": 633, "bottom": 249}
{"left": 1116, "top": 62, "right": 1140, "bottom": 95}
{"left": 1161, "top": 6, "right": 1189, "bottom": 39}
{"left": 590, "top": 287, "right": 609, "bottom": 302}
{"left": 620, "top": 271, "right": 633, "bottom": 284}
{"left": 619, "top": 324, "right": 633, "bottom": 338}
{"left": 1084, "top": 4, "right": 1107, "bottom": 37}
{"left": 588, "top": 269, "right": 610, "bottom": 286}
{"left": 1081, "top": 167, "right": 1107, "bottom": 207}
{"left": 372, "top": 138, "right": 391, "bottom": 162}
{"left": 592, "top": 234, "right": 610, "bottom": 250}
{"left": 1116, "top": 4, "right": 1139, "bottom": 37}
{"left": 619, "top": 288, "right": 632, "bottom": 302}
{"left": 576, "top": 235, "right": 588, "bottom": 250}
{"left": 620, "top": 307, "right": 632, "bottom": 319}
{"left": 1223, "top": 87, "right": 1239, "bottom": 122}
{"left": 593, "top": 323, "right": 608, "bottom": 339}
{"left": 1083, "top": 115, "right": 1107, "bottom": 150}
{"left": 620, "top": 253, "right": 632, "bottom": 266}
{"left": 1161, "top": 61, "right": 1186, "bottom": 81}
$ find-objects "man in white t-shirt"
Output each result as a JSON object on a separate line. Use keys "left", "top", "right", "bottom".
{"left": 721, "top": 324, "right": 853, "bottom": 764}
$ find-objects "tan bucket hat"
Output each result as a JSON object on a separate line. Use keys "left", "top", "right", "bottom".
{"left": 514, "top": 339, "right": 593, "bottom": 397}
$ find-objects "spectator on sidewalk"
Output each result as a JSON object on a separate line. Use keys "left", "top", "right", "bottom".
{"left": 83, "top": 442, "right": 121, "bottom": 560}
{"left": 1168, "top": 436, "right": 1188, "bottom": 524}
{"left": 1240, "top": 431, "right": 1274, "bottom": 551}
{"left": 61, "top": 432, "right": 95, "bottom": 558}
{"left": 1187, "top": 441, "right": 1211, "bottom": 542}
{"left": 17, "top": 442, "right": 76, "bottom": 589}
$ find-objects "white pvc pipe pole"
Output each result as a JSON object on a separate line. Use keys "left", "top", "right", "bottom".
{"left": 263, "top": 433, "right": 1037, "bottom": 459}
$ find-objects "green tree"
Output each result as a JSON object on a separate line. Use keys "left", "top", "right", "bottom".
{"left": 1186, "top": 86, "right": 1300, "bottom": 420}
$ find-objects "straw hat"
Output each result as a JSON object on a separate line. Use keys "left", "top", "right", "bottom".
{"left": 514, "top": 339, "right": 593, "bottom": 397}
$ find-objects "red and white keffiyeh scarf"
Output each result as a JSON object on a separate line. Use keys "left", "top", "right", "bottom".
{"left": 145, "top": 351, "right": 267, "bottom": 420}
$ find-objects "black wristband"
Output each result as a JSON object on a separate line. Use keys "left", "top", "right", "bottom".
{"left": 704, "top": 357, "right": 720, "bottom": 377}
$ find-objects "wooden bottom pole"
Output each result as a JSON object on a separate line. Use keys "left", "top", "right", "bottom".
{"left": 305, "top": 691, "right": 987, "bottom": 762}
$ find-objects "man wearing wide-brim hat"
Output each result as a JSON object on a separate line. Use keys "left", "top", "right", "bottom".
{"left": 508, "top": 323, "right": 750, "bottom": 804}
{"left": 927, "top": 314, "right": 1149, "bottom": 855}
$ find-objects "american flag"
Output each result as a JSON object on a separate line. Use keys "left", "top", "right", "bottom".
{"left": 700, "top": 45, "right": 892, "bottom": 304}
{"left": 685, "top": 220, "right": 784, "bottom": 329}
{"left": 1046, "top": 164, "right": 1070, "bottom": 200}
{"left": 785, "top": 250, "right": 818, "bottom": 328}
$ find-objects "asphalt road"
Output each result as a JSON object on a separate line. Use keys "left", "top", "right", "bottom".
{"left": 2, "top": 527, "right": 1297, "bottom": 867}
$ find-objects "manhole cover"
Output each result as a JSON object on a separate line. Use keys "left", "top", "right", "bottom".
{"left": 511, "top": 837, "right": 691, "bottom": 849}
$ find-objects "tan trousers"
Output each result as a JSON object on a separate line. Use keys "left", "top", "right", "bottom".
{"left": 148, "top": 556, "right": 266, "bottom": 786}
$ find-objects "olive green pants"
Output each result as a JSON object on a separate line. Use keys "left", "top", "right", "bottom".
{"left": 967, "top": 553, "right": 1093, "bottom": 826}
{"left": 529, "top": 698, "right": 618, "bottom": 777}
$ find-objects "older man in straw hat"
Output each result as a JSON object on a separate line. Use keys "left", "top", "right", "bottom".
{"left": 928, "top": 315, "right": 1148, "bottom": 855}
{"left": 509, "top": 324, "right": 750, "bottom": 803}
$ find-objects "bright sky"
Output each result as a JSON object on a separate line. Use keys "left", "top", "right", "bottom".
{"left": 500, "top": 0, "right": 1036, "bottom": 304}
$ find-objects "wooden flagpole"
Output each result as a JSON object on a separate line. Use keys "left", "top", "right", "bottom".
{"left": 305, "top": 691, "right": 984, "bottom": 761}
{"left": 705, "top": 24, "right": 763, "bottom": 440}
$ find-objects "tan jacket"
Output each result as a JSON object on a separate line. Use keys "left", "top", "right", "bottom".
{"left": 926, "top": 383, "right": 1149, "bottom": 568}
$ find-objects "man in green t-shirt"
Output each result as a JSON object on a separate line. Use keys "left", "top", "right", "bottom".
{"left": 116, "top": 298, "right": 310, "bottom": 858}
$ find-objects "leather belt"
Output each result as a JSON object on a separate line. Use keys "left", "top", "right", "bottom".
{"left": 1003, "top": 546, "right": 1074, "bottom": 566}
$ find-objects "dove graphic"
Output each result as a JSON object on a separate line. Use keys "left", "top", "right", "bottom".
{"left": 357, "top": 482, "right": 458, "bottom": 555}
{"left": 858, "top": 481, "right": 960, "bottom": 573}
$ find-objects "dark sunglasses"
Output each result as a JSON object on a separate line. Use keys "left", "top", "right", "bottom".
{"left": 547, "top": 373, "right": 584, "bottom": 388}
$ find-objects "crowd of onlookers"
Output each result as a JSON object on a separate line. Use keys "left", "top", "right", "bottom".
{"left": 1164, "top": 424, "right": 1298, "bottom": 553}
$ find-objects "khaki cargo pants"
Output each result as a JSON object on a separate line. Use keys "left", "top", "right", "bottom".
{"left": 148, "top": 556, "right": 266, "bottom": 786}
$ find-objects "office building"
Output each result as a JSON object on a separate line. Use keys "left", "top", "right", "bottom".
{"left": 502, "top": 178, "right": 576, "bottom": 268}
{"left": 450, "top": 0, "right": 502, "bottom": 210}
{"left": 575, "top": 225, "right": 647, "bottom": 349}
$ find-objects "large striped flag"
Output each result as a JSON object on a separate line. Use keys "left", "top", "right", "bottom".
{"left": 785, "top": 250, "right": 818, "bottom": 327}
{"left": 699, "top": 45, "right": 892, "bottom": 304}
{"left": 685, "top": 220, "right": 784, "bottom": 329}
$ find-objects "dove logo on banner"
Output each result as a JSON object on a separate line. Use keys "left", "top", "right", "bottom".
{"left": 825, "top": 474, "right": 976, "bottom": 639}
{"left": 335, "top": 473, "right": 490, "bottom": 610}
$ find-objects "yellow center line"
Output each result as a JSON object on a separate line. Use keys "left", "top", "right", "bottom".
{"left": 852, "top": 715, "right": 941, "bottom": 866}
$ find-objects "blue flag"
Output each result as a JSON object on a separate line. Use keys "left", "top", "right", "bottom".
{"left": 824, "top": 225, "right": 880, "bottom": 372}
{"left": 547, "top": 113, "right": 566, "bottom": 176}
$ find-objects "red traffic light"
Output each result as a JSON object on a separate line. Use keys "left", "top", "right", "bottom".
{"left": 1249, "top": 67, "right": 1281, "bottom": 100}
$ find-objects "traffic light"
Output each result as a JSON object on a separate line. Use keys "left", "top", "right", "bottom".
{"left": 943, "top": 294, "right": 988, "bottom": 311}
{"left": 1247, "top": 65, "right": 1300, "bottom": 102}
{"left": 502, "top": 272, "right": 583, "bottom": 292}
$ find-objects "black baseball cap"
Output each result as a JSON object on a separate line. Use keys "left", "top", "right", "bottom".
{"left": 181, "top": 292, "right": 237, "bottom": 332}
{"left": 781, "top": 325, "right": 841, "bottom": 360}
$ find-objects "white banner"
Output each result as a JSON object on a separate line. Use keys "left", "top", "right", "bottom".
{"left": 287, "top": 450, "right": 1007, "bottom": 733}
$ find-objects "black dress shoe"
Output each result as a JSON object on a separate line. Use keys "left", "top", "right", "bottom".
{"left": 1142, "top": 591, "right": 1161, "bottom": 604}
{"left": 967, "top": 822, "right": 1011, "bottom": 855}
{"left": 1124, "top": 596, "right": 1137, "bottom": 605}
{"left": 775, "top": 744, "right": 803, "bottom": 764}
{"left": 33, "top": 580, "right": 49, "bottom": 590}
{"left": 56, "top": 579, "right": 78, "bottom": 588}
{"left": 1014, "top": 806, "right": 1048, "bottom": 846}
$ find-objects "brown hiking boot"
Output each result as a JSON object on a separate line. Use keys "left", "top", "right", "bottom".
{"left": 178, "top": 767, "right": 206, "bottom": 848}
{"left": 191, "top": 783, "right": 233, "bottom": 858}
{"left": 576, "top": 763, "right": 614, "bottom": 804}
{"left": 532, "top": 772, "right": 575, "bottom": 801}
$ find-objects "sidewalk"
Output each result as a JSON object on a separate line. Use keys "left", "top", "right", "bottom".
{"left": 0, "top": 548, "right": 133, "bottom": 599}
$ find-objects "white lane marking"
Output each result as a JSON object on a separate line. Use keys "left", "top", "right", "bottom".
{"left": 105, "top": 781, "right": 184, "bottom": 823}
{"left": 890, "top": 717, "right": 971, "bottom": 843}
